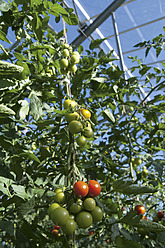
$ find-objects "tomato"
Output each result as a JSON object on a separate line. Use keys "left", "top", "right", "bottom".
{"left": 88, "top": 230, "right": 94, "bottom": 236}
{"left": 53, "top": 188, "right": 65, "bottom": 204}
{"left": 69, "top": 64, "right": 77, "bottom": 73}
{"left": 47, "top": 203, "right": 60, "bottom": 216}
{"left": 134, "top": 158, "right": 142, "bottom": 165}
{"left": 80, "top": 109, "right": 91, "bottom": 120}
{"left": 88, "top": 180, "right": 101, "bottom": 197}
{"left": 62, "top": 49, "right": 69, "bottom": 57}
{"left": 60, "top": 58, "right": 69, "bottom": 68}
{"left": 62, "top": 219, "right": 76, "bottom": 235}
{"left": 69, "top": 202, "right": 82, "bottom": 214}
{"left": 83, "top": 127, "right": 93, "bottom": 138}
{"left": 69, "top": 120, "right": 83, "bottom": 134}
{"left": 83, "top": 198, "right": 96, "bottom": 211}
{"left": 65, "top": 112, "right": 79, "bottom": 123}
{"left": 63, "top": 99, "right": 77, "bottom": 110}
{"left": 156, "top": 211, "right": 164, "bottom": 220}
{"left": 72, "top": 51, "right": 80, "bottom": 57}
{"left": 52, "top": 229, "right": 59, "bottom": 236}
{"left": 76, "top": 211, "right": 93, "bottom": 229}
{"left": 90, "top": 206, "right": 103, "bottom": 222}
{"left": 73, "top": 181, "right": 89, "bottom": 198}
{"left": 70, "top": 54, "right": 80, "bottom": 64}
{"left": 134, "top": 205, "right": 145, "bottom": 215}
{"left": 76, "top": 135, "right": 87, "bottom": 147}
{"left": 54, "top": 225, "right": 61, "bottom": 230}
{"left": 51, "top": 207, "right": 69, "bottom": 226}
{"left": 68, "top": 215, "right": 75, "bottom": 220}
{"left": 130, "top": 106, "right": 134, "bottom": 112}
{"left": 63, "top": 43, "right": 69, "bottom": 49}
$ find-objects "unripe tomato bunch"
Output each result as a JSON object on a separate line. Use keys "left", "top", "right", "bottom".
{"left": 63, "top": 99, "right": 94, "bottom": 147}
{"left": 47, "top": 180, "right": 103, "bottom": 235}
{"left": 59, "top": 43, "right": 80, "bottom": 75}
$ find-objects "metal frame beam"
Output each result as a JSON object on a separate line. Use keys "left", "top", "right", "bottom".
{"left": 71, "top": 0, "right": 126, "bottom": 48}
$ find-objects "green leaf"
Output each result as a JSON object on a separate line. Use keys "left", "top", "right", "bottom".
{"left": 89, "top": 38, "right": 106, "bottom": 50}
{"left": 19, "top": 152, "right": 40, "bottom": 163}
{"left": 14, "top": 52, "right": 26, "bottom": 62}
{"left": 102, "top": 109, "right": 115, "bottom": 123}
{"left": 62, "top": 12, "right": 78, "bottom": 26}
{"left": 0, "top": 0, "right": 11, "bottom": 12}
{"left": 0, "top": 30, "right": 11, "bottom": 43}
{"left": 18, "top": 196, "right": 35, "bottom": 216}
{"left": 0, "top": 221, "right": 14, "bottom": 236}
{"left": 0, "top": 79, "right": 15, "bottom": 90}
{"left": 0, "top": 104, "right": 15, "bottom": 116}
{"left": 113, "top": 179, "right": 157, "bottom": 195}
{"left": 12, "top": 185, "right": 29, "bottom": 200}
{"left": 18, "top": 100, "right": 29, "bottom": 120}
{"left": 30, "top": 92, "right": 44, "bottom": 121}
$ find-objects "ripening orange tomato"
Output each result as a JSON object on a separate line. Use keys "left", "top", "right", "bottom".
{"left": 80, "top": 108, "right": 91, "bottom": 120}
{"left": 134, "top": 205, "right": 145, "bottom": 215}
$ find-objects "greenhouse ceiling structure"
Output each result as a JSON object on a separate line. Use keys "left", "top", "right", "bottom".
{"left": 3, "top": 0, "right": 165, "bottom": 100}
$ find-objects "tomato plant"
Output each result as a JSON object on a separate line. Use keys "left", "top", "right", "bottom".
{"left": 90, "top": 206, "right": 103, "bottom": 222}
{"left": 83, "top": 198, "right": 96, "bottom": 211}
{"left": 69, "top": 120, "right": 83, "bottom": 134}
{"left": 63, "top": 99, "right": 77, "bottom": 110}
{"left": 88, "top": 180, "right": 101, "bottom": 197}
{"left": 65, "top": 112, "right": 80, "bottom": 123}
{"left": 53, "top": 188, "right": 65, "bottom": 204}
{"left": 73, "top": 181, "right": 89, "bottom": 197}
{"left": 80, "top": 109, "right": 91, "bottom": 120}
{"left": 51, "top": 207, "right": 69, "bottom": 226}
{"left": 61, "top": 219, "right": 76, "bottom": 235}
{"left": 83, "top": 127, "right": 93, "bottom": 138}
{"left": 76, "top": 211, "right": 93, "bottom": 229}
{"left": 156, "top": 211, "right": 164, "bottom": 220}
{"left": 134, "top": 205, "right": 145, "bottom": 215}
{"left": 76, "top": 135, "right": 87, "bottom": 147}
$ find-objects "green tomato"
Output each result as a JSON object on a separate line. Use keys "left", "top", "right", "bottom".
{"left": 70, "top": 54, "right": 80, "bottom": 64}
{"left": 83, "top": 198, "right": 96, "bottom": 211}
{"left": 134, "top": 158, "right": 142, "bottom": 165}
{"left": 62, "top": 219, "right": 76, "bottom": 235}
{"left": 51, "top": 207, "right": 69, "bottom": 226}
{"left": 83, "top": 127, "right": 93, "bottom": 138}
{"left": 63, "top": 43, "right": 69, "bottom": 49}
{"left": 76, "top": 211, "right": 93, "bottom": 229}
{"left": 69, "top": 64, "right": 77, "bottom": 73}
{"left": 69, "top": 120, "right": 83, "bottom": 134}
{"left": 60, "top": 58, "right": 69, "bottom": 68}
{"left": 53, "top": 188, "right": 65, "bottom": 204}
{"left": 76, "top": 135, "right": 87, "bottom": 147}
{"left": 69, "top": 202, "right": 82, "bottom": 214}
{"left": 47, "top": 203, "right": 60, "bottom": 216}
{"left": 62, "top": 49, "right": 70, "bottom": 57}
{"left": 63, "top": 99, "right": 77, "bottom": 110}
{"left": 65, "top": 112, "right": 80, "bottom": 123}
{"left": 90, "top": 206, "right": 103, "bottom": 222}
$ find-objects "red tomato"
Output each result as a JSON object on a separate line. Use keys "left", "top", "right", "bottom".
{"left": 134, "top": 205, "right": 145, "bottom": 215}
{"left": 52, "top": 229, "right": 59, "bottom": 236}
{"left": 73, "top": 181, "right": 89, "bottom": 198}
{"left": 156, "top": 211, "right": 164, "bottom": 220}
{"left": 88, "top": 180, "right": 101, "bottom": 197}
{"left": 88, "top": 230, "right": 94, "bottom": 236}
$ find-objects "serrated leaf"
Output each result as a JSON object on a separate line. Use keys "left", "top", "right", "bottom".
{"left": 113, "top": 180, "right": 157, "bottom": 195}
{"left": 18, "top": 196, "right": 35, "bottom": 216}
{"left": 12, "top": 185, "right": 29, "bottom": 200}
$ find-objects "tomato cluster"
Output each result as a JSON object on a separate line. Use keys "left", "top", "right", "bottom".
{"left": 47, "top": 180, "right": 102, "bottom": 235}
{"left": 63, "top": 99, "right": 94, "bottom": 147}
{"left": 59, "top": 43, "right": 80, "bottom": 75}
